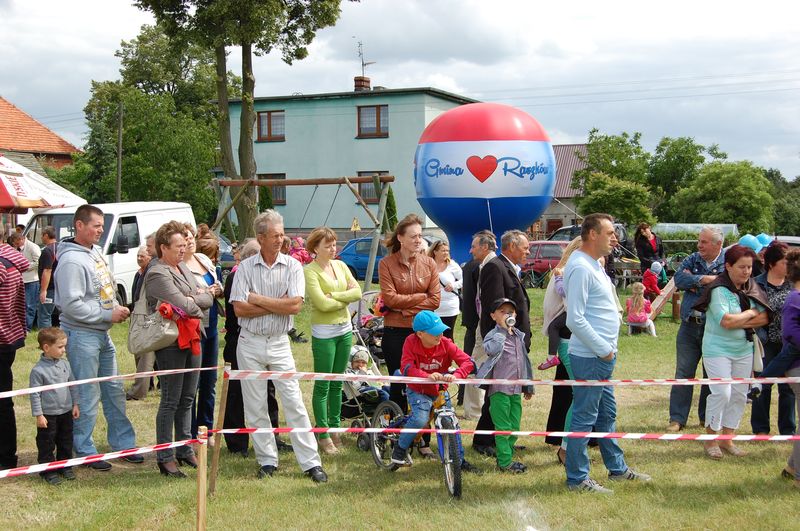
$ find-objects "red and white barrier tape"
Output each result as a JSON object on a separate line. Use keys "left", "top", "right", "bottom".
{"left": 212, "top": 426, "right": 800, "bottom": 442}
{"left": 4, "top": 365, "right": 799, "bottom": 401}
{"left": 0, "top": 438, "right": 202, "bottom": 479}
{"left": 225, "top": 369, "right": 800, "bottom": 388}
{"left": 0, "top": 366, "right": 221, "bottom": 400}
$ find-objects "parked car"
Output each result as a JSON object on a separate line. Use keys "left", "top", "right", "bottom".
{"left": 24, "top": 202, "right": 195, "bottom": 306}
{"left": 337, "top": 235, "right": 440, "bottom": 281}
{"left": 521, "top": 240, "right": 568, "bottom": 288}
{"left": 776, "top": 236, "right": 800, "bottom": 248}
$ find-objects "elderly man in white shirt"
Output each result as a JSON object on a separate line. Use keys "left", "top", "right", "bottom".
{"left": 230, "top": 210, "right": 327, "bottom": 483}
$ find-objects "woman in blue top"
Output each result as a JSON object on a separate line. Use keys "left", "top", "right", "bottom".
{"left": 693, "top": 244, "right": 770, "bottom": 460}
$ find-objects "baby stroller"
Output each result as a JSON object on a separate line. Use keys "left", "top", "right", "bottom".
{"left": 341, "top": 344, "right": 389, "bottom": 451}
{"left": 348, "top": 289, "right": 384, "bottom": 364}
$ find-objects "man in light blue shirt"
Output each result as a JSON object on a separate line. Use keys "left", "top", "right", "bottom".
{"left": 563, "top": 213, "right": 651, "bottom": 494}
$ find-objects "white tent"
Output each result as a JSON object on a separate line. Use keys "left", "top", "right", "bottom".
{"left": 0, "top": 154, "right": 85, "bottom": 222}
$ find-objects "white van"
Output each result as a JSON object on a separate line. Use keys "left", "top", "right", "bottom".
{"left": 24, "top": 202, "right": 196, "bottom": 305}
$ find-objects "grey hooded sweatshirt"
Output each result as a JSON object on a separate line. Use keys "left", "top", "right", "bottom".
{"left": 54, "top": 238, "right": 117, "bottom": 333}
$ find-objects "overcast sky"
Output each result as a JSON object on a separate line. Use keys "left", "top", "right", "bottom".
{"left": 2, "top": 0, "right": 799, "bottom": 179}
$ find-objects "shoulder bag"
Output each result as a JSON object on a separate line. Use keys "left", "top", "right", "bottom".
{"left": 127, "top": 271, "right": 179, "bottom": 355}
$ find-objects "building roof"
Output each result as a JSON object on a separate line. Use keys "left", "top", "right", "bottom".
{"left": 230, "top": 86, "right": 479, "bottom": 106}
{"left": 552, "top": 143, "right": 587, "bottom": 198}
{"left": 1, "top": 151, "right": 47, "bottom": 176}
{"left": 0, "top": 97, "right": 80, "bottom": 156}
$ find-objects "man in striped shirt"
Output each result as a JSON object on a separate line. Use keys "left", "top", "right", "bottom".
{"left": 230, "top": 210, "right": 327, "bottom": 483}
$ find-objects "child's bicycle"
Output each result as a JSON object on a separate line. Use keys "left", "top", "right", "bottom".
{"left": 369, "top": 385, "right": 463, "bottom": 498}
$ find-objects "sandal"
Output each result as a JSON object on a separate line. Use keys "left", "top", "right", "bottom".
{"left": 417, "top": 446, "right": 436, "bottom": 460}
{"left": 704, "top": 445, "right": 723, "bottom": 460}
{"left": 557, "top": 447, "right": 566, "bottom": 466}
{"left": 720, "top": 445, "right": 747, "bottom": 457}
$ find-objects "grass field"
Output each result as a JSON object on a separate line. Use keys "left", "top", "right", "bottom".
{"left": 3, "top": 288, "right": 798, "bottom": 530}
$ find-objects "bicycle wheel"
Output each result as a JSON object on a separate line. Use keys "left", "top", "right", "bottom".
{"left": 370, "top": 400, "right": 404, "bottom": 471}
{"left": 439, "top": 416, "right": 462, "bottom": 498}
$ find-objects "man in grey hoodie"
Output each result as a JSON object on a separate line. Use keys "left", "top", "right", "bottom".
{"left": 54, "top": 204, "right": 141, "bottom": 470}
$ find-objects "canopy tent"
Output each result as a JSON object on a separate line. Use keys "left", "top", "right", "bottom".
{"left": 0, "top": 154, "right": 85, "bottom": 214}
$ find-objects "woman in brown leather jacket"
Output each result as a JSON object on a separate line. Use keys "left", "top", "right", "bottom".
{"left": 378, "top": 214, "right": 440, "bottom": 417}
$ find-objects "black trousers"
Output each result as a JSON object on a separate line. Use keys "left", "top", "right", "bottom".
{"left": 0, "top": 348, "right": 18, "bottom": 469}
{"left": 441, "top": 316, "right": 457, "bottom": 340}
{"left": 458, "top": 325, "right": 478, "bottom": 404}
{"left": 473, "top": 392, "right": 496, "bottom": 447}
{"left": 222, "top": 333, "right": 279, "bottom": 453}
{"left": 544, "top": 361, "right": 573, "bottom": 445}
{"left": 36, "top": 411, "right": 74, "bottom": 471}
{"left": 382, "top": 326, "right": 414, "bottom": 412}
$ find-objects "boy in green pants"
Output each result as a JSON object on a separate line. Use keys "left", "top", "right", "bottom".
{"left": 478, "top": 298, "right": 534, "bottom": 473}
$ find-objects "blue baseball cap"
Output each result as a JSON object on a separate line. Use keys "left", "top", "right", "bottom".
{"left": 738, "top": 234, "right": 763, "bottom": 254}
{"left": 412, "top": 310, "right": 450, "bottom": 335}
{"left": 756, "top": 233, "right": 774, "bottom": 248}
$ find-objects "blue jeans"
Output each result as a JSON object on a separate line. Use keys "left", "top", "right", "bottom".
{"left": 669, "top": 320, "right": 711, "bottom": 426}
{"left": 37, "top": 299, "right": 55, "bottom": 329}
{"left": 192, "top": 332, "right": 219, "bottom": 436}
{"left": 398, "top": 389, "right": 464, "bottom": 462}
{"left": 24, "top": 281, "right": 39, "bottom": 331}
{"left": 63, "top": 326, "right": 136, "bottom": 456}
{"left": 565, "top": 354, "right": 627, "bottom": 486}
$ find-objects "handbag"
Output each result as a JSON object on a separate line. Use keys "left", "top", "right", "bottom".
{"left": 752, "top": 333, "right": 764, "bottom": 373}
{"left": 127, "top": 271, "right": 179, "bottom": 355}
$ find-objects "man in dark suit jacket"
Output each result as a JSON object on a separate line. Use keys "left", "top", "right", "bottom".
{"left": 459, "top": 231, "right": 497, "bottom": 406}
{"left": 473, "top": 229, "right": 532, "bottom": 457}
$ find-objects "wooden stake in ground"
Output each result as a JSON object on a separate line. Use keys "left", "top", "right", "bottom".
{"left": 197, "top": 426, "right": 208, "bottom": 531}
{"left": 209, "top": 364, "right": 231, "bottom": 496}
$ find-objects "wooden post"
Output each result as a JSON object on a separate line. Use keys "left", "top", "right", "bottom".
{"left": 209, "top": 363, "right": 230, "bottom": 496}
{"left": 196, "top": 426, "right": 208, "bottom": 531}
{"left": 671, "top": 291, "right": 681, "bottom": 321}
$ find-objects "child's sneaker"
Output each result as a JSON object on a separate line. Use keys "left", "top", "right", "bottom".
{"left": 390, "top": 445, "right": 412, "bottom": 466}
{"left": 538, "top": 356, "right": 561, "bottom": 371}
{"left": 61, "top": 467, "right": 76, "bottom": 480}
{"left": 460, "top": 459, "right": 482, "bottom": 474}
{"left": 498, "top": 461, "right": 527, "bottom": 474}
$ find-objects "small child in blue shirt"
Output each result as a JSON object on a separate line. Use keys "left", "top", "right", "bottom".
{"left": 478, "top": 298, "right": 534, "bottom": 473}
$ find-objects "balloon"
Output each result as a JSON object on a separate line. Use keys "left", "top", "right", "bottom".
{"left": 414, "top": 103, "right": 556, "bottom": 264}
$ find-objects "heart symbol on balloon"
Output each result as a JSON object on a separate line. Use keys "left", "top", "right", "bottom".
{"left": 466, "top": 155, "right": 498, "bottom": 183}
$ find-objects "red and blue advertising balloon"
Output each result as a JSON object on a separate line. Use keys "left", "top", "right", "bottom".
{"left": 415, "top": 103, "right": 556, "bottom": 263}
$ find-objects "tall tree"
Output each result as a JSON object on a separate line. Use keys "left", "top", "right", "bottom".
{"left": 574, "top": 172, "right": 655, "bottom": 226}
{"left": 573, "top": 128, "right": 651, "bottom": 191}
{"left": 672, "top": 161, "right": 775, "bottom": 233}
{"left": 135, "top": 0, "right": 348, "bottom": 238}
{"left": 647, "top": 136, "right": 707, "bottom": 220}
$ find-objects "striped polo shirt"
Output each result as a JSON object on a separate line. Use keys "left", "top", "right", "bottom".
{"left": 229, "top": 251, "right": 305, "bottom": 336}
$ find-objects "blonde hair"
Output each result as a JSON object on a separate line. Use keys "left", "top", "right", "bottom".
{"left": 427, "top": 240, "right": 449, "bottom": 261}
{"left": 556, "top": 237, "right": 583, "bottom": 269}
{"left": 629, "top": 282, "right": 645, "bottom": 315}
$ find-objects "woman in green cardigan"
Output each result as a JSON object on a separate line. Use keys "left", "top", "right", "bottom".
{"left": 304, "top": 227, "right": 363, "bottom": 454}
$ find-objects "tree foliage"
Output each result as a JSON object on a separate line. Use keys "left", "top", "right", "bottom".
{"left": 574, "top": 172, "right": 655, "bottom": 226}
{"left": 763, "top": 168, "right": 800, "bottom": 235}
{"left": 381, "top": 185, "right": 398, "bottom": 233}
{"left": 135, "top": 0, "right": 348, "bottom": 239}
{"left": 672, "top": 161, "right": 775, "bottom": 234}
{"left": 648, "top": 136, "right": 707, "bottom": 219}
{"left": 573, "top": 129, "right": 651, "bottom": 191}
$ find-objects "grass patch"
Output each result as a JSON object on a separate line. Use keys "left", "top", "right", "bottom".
{"left": 4, "top": 288, "right": 797, "bottom": 529}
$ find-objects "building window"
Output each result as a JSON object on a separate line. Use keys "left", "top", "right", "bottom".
{"left": 357, "top": 171, "right": 388, "bottom": 204}
{"left": 257, "top": 110, "right": 285, "bottom": 141}
{"left": 357, "top": 105, "right": 388, "bottom": 138}
{"left": 258, "top": 173, "right": 286, "bottom": 205}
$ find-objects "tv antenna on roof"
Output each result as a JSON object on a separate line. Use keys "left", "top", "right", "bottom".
{"left": 357, "top": 40, "right": 376, "bottom": 77}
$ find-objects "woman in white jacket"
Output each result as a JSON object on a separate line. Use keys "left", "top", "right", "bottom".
{"left": 429, "top": 240, "right": 463, "bottom": 339}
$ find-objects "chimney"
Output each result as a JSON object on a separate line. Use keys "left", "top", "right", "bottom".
{"left": 354, "top": 76, "right": 371, "bottom": 92}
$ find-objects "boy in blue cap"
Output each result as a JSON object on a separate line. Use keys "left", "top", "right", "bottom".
{"left": 391, "top": 310, "right": 479, "bottom": 473}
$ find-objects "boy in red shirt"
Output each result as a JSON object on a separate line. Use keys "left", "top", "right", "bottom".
{"left": 391, "top": 310, "right": 479, "bottom": 473}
